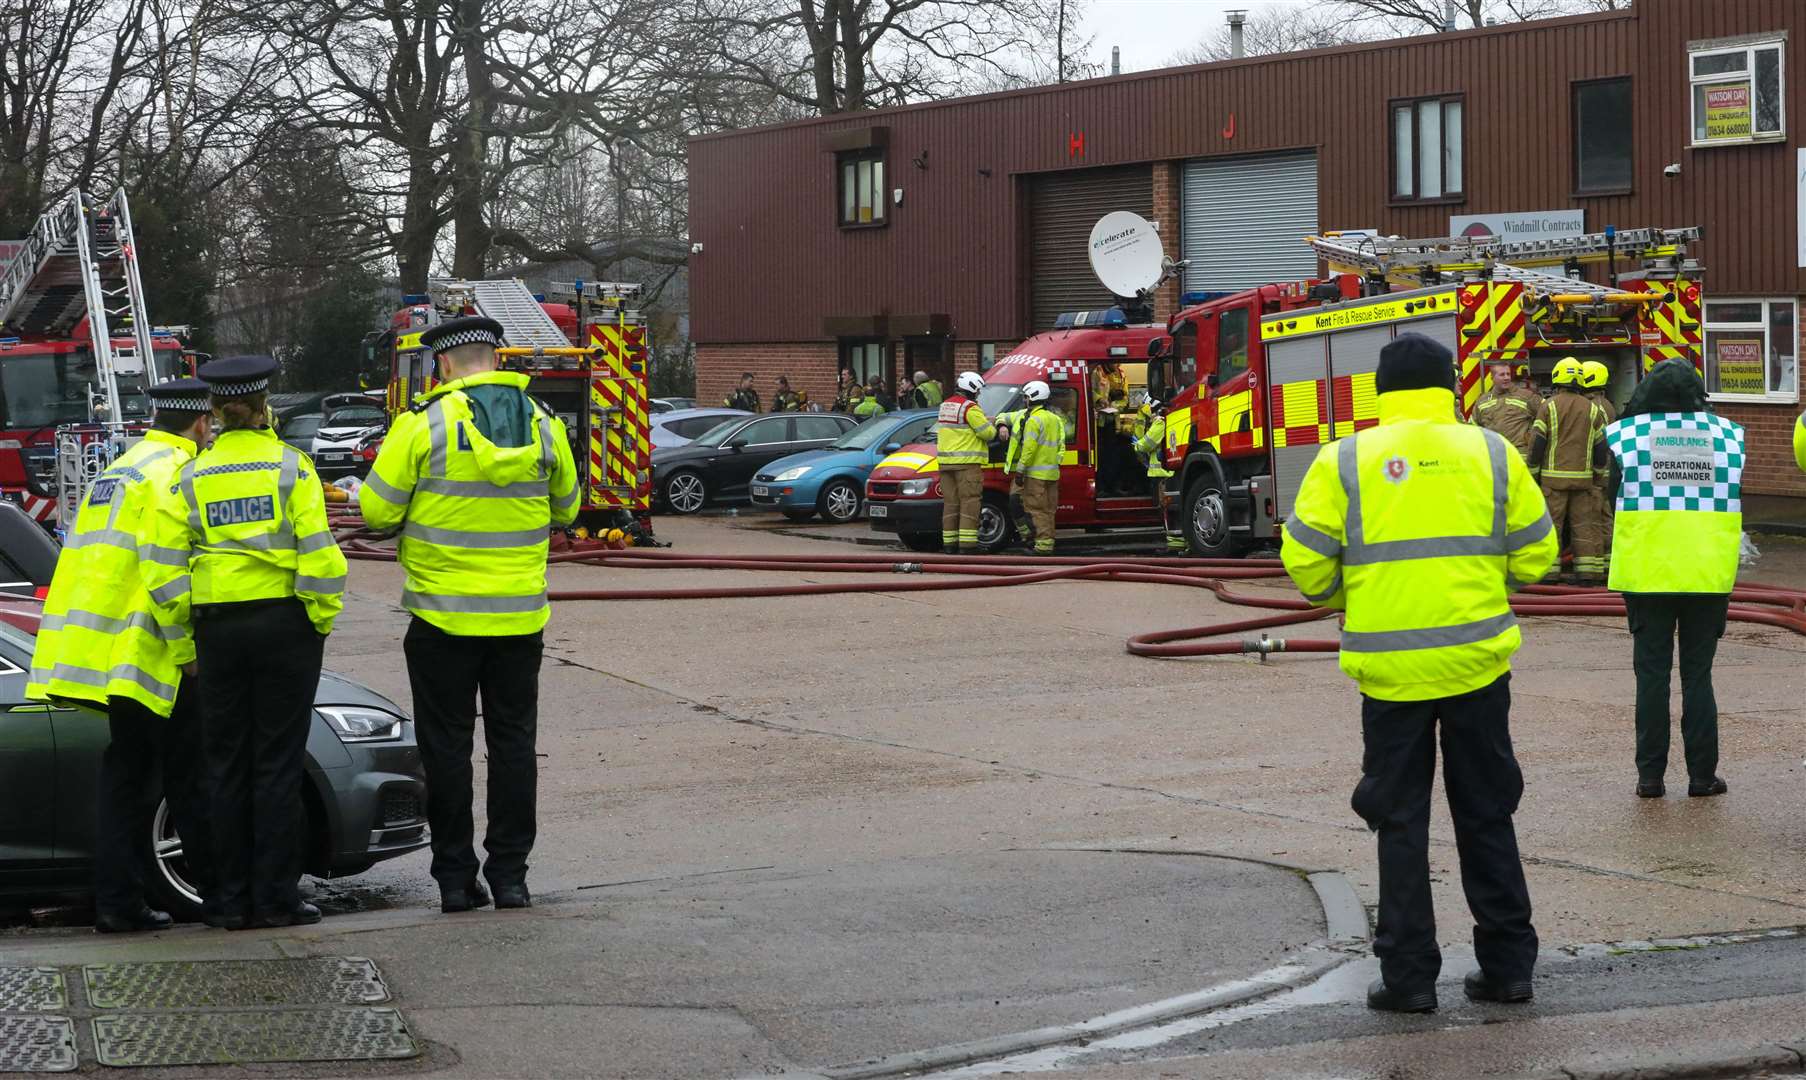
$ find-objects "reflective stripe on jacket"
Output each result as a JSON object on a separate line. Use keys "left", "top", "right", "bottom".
{"left": 1533, "top": 390, "right": 1606, "bottom": 488}
{"left": 1281, "top": 386, "right": 1557, "bottom": 702}
{"left": 359, "top": 370, "right": 579, "bottom": 636}
{"left": 853, "top": 398, "right": 886, "bottom": 418}
{"left": 1012, "top": 407, "right": 1064, "bottom": 481}
{"left": 1473, "top": 387, "right": 1542, "bottom": 468}
{"left": 1132, "top": 416, "right": 1173, "bottom": 478}
{"left": 143, "top": 427, "right": 348, "bottom": 637}
{"left": 936, "top": 395, "right": 995, "bottom": 465}
{"left": 28, "top": 431, "right": 197, "bottom": 715}
{"left": 1605, "top": 411, "right": 1744, "bottom": 594}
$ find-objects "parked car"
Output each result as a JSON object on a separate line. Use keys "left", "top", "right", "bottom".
{"left": 280, "top": 412, "right": 324, "bottom": 455}
{"left": 651, "top": 408, "right": 749, "bottom": 450}
{"left": 0, "top": 524, "right": 429, "bottom": 921}
{"left": 312, "top": 403, "right": 387, "bottom": 480}
{"left": 651, "top": 412, "right": 857, "bottom": 514}
{"left": 750, "top": 410, "right": 936, "bottom": 524}
{"left": 651, "top": 397, "right": 696, "bottom": 413}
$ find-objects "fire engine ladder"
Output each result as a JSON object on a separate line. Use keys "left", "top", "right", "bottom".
{"left": 547, "top": 280, "right": 643, "bottom": 322}
{"left": 429, "top": 277, "right": 572, "bottom": 352}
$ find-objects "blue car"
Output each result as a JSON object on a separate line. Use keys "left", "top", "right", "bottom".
{"left": 750, "top": 410, "right": 938, "bottom": 523}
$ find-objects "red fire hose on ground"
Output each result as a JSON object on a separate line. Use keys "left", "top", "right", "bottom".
{"left": 328, "top": 518, "right": 1806, "bottom": 657}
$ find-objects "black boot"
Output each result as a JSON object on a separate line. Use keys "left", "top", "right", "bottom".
{"left": 1366, "top": 977, "right": 1436, "bottom": 1013}
{"left": 441, "top": 879, "right": 493, "bottom": 913}
{"left": 1687, "top": 776, "right": 1728, "bottom": 797}
{"left": 253, "top": 901, "right": 322, "bottom": 929}
{"left": 492, "top": 883, "right": 532, "bottom": 909}
{"left": 1463, "top": 970, "right": 1533, "bottom": 1003}
{"left": 1636, "top": 778, "right": 1665, "bottom": 798}
{"left": 95, "top": 905, "right": 173, "bottom": 934}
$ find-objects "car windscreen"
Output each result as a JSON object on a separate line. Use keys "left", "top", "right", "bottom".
{"left": 323, "top": 407, "right": 384, "bottom": 428}
{"left": 975, "top": 384, "right": 1025, "bottom": 416}
{"left": 690, "top": 418, "right": 746, "bottom": 447}
{"left": 284, "top": 415, "right": 323, "bottom": 438}
{"left": 831, "top": 415, "right": 908, "bottom": 450}
{"left": 0, "top": 351, "right": 148, "bottom": 428}
{"left": 668, "top": 415, "right": 732, "bottom": 439}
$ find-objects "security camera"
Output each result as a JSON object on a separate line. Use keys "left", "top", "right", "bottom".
{"left": 1663, "top": 162, "right": 1681, "bottom": 178}
{"left": 690, "top": 241, "right": 704, "bottom": 254}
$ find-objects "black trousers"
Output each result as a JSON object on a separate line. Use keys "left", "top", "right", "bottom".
{"left": 404, "top": 618, "right": 543, "bottom": 890}
{"left": 1623, "top": 593, "right": 1728, "bottom": 784}
{"left": 196, "top": 599, "right": 323, "bottom": 918}
{"left": 1355, "top": 674, "right": 1537, "bottom": 990}
{"left": 95, "top": 687, "right": 210, "bottom": 916}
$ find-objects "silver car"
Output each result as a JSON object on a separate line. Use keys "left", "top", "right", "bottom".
{"left": 651, "top": 407, "right": 749, "bottom": 449}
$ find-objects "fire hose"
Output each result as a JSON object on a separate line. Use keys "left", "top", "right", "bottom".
{"left": 328, "top": 516, "right": 1806, "bottom": 659}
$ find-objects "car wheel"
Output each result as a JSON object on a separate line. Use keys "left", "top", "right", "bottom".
{"left": 899, "top": 532, "right": 943, "bottom": 553}
{"left": 976, "top": 496, "right": 1015, "bottom": 553}
{"left": 818, "top": 479, "right": 862, "bottom": 524}
{"left": 782, "top": 509, "right": 816, "bottom": 522}
{"left": 663, "top": 470, "right": 707, "bottom": 514}
{"left": 1185, "top": 475, "right": 1234, "bottom": 557}
{"left": 140, "top": 797, "right": 204, "bottom": 922}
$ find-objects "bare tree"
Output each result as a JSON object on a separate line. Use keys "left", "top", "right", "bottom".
{"left": 1314, "top": 0, "right": 1624, "bottom": 34}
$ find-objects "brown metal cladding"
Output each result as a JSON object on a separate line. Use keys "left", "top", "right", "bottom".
{"left": 688, "top": 0, "right": 1802, "bottom": 344}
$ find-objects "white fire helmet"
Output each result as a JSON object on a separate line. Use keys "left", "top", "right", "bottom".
{"left": 956, "top": 371, "right": 985, "bottom": 396}
{"left": 1023, "top": 380, "right": 1051, "bottom": 403}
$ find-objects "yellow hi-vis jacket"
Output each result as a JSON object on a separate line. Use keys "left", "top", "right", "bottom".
{"left": 1007, "top": 406, "right": 1064, "bottom": 480}
{"left": 936, "top": 394, "right": 995, "bottom": 466}
{"left": 1281, "top": 387, "right": 1557, "bottom": 702}
{"left": 27, "top": 431, "right": 198, "bottom": 715}
{"left": 1793, "top": 412, "right": 1806, "bottom": 473}
{"left": 143, "top": 427, "right": 348, "bottom": 637}
{"left": 1132, "top": 415, "right": 1173, "bottom": 478}
{"left": 359, "top": 371, "right": 579, "bottom": 636}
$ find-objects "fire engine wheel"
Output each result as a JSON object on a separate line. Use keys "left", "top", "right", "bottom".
{"left": 662, "top": 471, "right": 707, "bottom": 514}
{"left": 1185, "top": 478, "right": 1234, "bottom": 557}
{"left": 818, "top": 479, "right": 863, "bottom": 524}
{"left": 977, "top": 498, "right": 1015, "bottom": 553}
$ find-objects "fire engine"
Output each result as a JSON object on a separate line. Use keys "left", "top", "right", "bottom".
{"left": 0, "top": 190, "right": 184, "bottom": 530}
{"left": 375, "top": 277, "right": 656, "bottom": 537}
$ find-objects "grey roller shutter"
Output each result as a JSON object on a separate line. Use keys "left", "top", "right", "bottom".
{"left": 1028, "top": 165, "right": 1153, "bottom": 331}
{"left": 1181, "top": 152, "right": 1319, "bottom": 293}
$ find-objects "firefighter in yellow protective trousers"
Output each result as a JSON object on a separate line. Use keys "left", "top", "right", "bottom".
{"left": 143, "top": 355, "right": 347, "bottom": 931}
{"left": 1531, "top": 357, "right": 1610, "bottom": 582}
{"left": 360, "top": 316, "right": 579, "bottom": 914}
{"left": 1131, "top": 400, "right": 1186, "bottom": 553}
{"left": 936, "top": 371, "right": 995, "bottom": 553}
{"left": 1003, "top": 380, "right": 1063, "bottom": 555}
{"left": 1472, "top": 363, "right": 1544, "bottom": 473}
{"left": 1582, "top": 360, "right": 1617, "bottom": 558}
{"left": 28, "top": 379, "right": 214, "bottom": 933}
{"left": 1282, "top": 332, "right": 1555, "bottom": 1015}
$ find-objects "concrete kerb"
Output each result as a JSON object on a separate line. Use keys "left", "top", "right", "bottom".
{"left": 1515, "top": 1040, "right": 1806, "bottom": 1080}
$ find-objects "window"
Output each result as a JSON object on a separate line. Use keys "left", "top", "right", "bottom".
{"left": 1573, "top": 78, "right": 1633, "bottom": 193}
{"left": 794, "top": 416, "right": 844, "bottom": 441}
{"left": 841, "top": 340, "right": 885, "bottom": 383}
{"left": 1218, "top": 308, "right": 1250, "bottom": 384}
{"left": 1704, "top": 299, "right": 1796, "bottom": 401}
{"left": 838, "top": 150, "right": 886, "bottom": 226}
{"left": 978, "top": 343, "right": 997, "bottom": 371}
{"left": 1174, "top": 321, "right": 1199, "bottom": 386}
{"left": 1049, "top": 386, "right": 1082, "bottom": 447}
{"left": 739, "top": 418, "right": 791, "bottom": 445}
{"left": 1390, "top": 96, "right": 1465, "bottom": 201}
{"left": 1689, "top": 37, "right": 1785, "bottom": 145}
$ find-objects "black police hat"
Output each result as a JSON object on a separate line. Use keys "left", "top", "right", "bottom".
{"left": 1375, "top": 333, "right": 1456, "bottom": 395}
{"left": 198, "top": 355, "right": 279, "bottom": 396}
{"left": 146, "top": 377, "right": 210, "bottom": 413}
{"left": 419, "top": 316, "right": 506, "bottom": 356}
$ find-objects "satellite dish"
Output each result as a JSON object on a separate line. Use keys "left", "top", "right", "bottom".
{"left": 1088, "top": 211, "right": 1166, "bottom": 299}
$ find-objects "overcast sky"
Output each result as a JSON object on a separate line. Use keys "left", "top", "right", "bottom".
{"left": 1078, "top": 0, "right": 1291, "bottom": 73}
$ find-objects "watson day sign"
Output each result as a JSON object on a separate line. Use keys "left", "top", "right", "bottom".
{"left": 1449, "top": 210, "right": 1585, "bottom": 244}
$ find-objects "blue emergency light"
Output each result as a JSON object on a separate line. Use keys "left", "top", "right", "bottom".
{"left": 1053, "top": 307, "right": 1127, "bottom": 330}
{"left": 401, "top": 293, "right": 429, "bottom": 305}
{"left": 1180, "top": 291, "right": 1233, "bottom": 306}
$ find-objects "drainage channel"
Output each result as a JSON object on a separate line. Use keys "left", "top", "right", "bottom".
{"left": 0, "top": 956, "right": 419, "bottom": 1072}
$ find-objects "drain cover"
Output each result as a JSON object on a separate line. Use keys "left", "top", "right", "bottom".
{"left": 0, "top": 967, "right": 66, "bottom": 1011}
{"left": 84, "top": 957, "right": 390, "bottom": 1009}
{"left": 92, "top": 1007, "right": 417, "bottom": 1066}
{"left": 0, "top": 1015, "right": 77, "bottom": 1072}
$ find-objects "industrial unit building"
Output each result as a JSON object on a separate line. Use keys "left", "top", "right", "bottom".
{"left": 687, "top": 0, "right": 1806, "bottom": 493}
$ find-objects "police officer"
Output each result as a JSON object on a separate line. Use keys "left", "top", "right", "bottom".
{"left": 143, "top": 356, "right": 347, "bottom": 930}
{"left": 1131, "top": 400, "right": 1186, "bottom": 554}
{"left": 1005, "top": 380, "right": 1062, "bottom": 555}
{"left": 1532, "top": 357, "right": 1610, "bottom": 582}
{"left": 359, "top": 316, "right": 579, "bottom": 913}
{"left": 29, "top": 379, "right": 213, "bottom": 933}
{"left": 1605, "top": 360, "right": 1740, "bottom": 799}
{"left": 1283, "top": 333, "right": 1556, "bottom": 1013}
{"left": 936, "top": 371, "right": 996, "bottom": 553}
{"left": 1473, "top": 363, "right": 1544, "bottom": 472}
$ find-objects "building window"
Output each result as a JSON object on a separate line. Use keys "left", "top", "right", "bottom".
{"left": 841, "top": 339, "right": 886, "bottom": 383}
{"left": 1704, "top": 299, "right": 1796, "bottom": 401}
{"left": 1390, "top": 96, "right": 1464, "bottom": 202}
{"left": 1573, "top": 78, "right": 1633, "bottom": 194}
{"left": 1689, "top": 37, "right": 1785, "bottom": 145}
{"left": 838, "top": 151, "right": 886, "bottom": 226}
{"left": 978, "top": 343, "right": 997, "bottom": 371}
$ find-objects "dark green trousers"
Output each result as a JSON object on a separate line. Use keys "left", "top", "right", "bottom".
{"left": 1622, "top": 593, "right": 1728, "bottom": 784}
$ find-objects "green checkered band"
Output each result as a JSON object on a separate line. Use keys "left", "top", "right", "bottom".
{"left": 1604, "top": 412, "right": 1744, "bottom": 513}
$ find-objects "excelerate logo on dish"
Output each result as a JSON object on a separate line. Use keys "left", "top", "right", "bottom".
{"left": 1383, "top": 456, "right": 1409, "bottom": 484}
{"left": 1093, "top": 226, "right": 1138, "bottom": 250}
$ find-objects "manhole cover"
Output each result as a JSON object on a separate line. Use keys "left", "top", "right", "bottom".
{"left": 0, "top": 1014, "right": 77, "bottom": 1072}
{"left": 84, "top": 957, "right": 390, "bottom": 1009}
{"left": 92, "top": 1007, "right": 418, "bottom": 1066}
{"left": 0, "top": 967, "right": 66, "bottom": 1011}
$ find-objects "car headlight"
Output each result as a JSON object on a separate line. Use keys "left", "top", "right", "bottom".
{"left": 773, "top": 466, "right": 813, "bottom": 482}
{"left": 899, "top": 478, "right": 934, "bottom": 496}
{"left": 318, "top": 706, "right": 404, "bottom": 743}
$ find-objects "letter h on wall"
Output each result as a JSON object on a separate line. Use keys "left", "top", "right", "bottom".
{"left": 1068, "top": 131, "right": 1085, "bottom": 159}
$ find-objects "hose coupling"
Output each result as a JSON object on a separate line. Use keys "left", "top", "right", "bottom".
{"left": 1242, "top": 633, "right": 1285, "bottom": 661}
{"left": 893, "top": 562, "right": 924, "bottom": 574}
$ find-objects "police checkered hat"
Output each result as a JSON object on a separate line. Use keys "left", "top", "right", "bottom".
{"left": 419, "top": 315, "right": 505, "bottom": 356}
{"left": 146, "top": 377, "right": 209, "bottom": 414}
{"left": 198, "top": 355, "right": 279, "bottom": 396}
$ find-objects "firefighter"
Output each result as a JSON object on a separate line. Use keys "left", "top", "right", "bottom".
{"left": 143, "top": 356, "right": 348, "bottom": 931}
{"left": 1605, "top": 360, "right": 1741, "bottom": 799}
{"left": 772, "top": 376, "right": 801, "bottom": 412}
{"left": 1092, "top": 361, "right": 1127, "bottom": 410}
{"left": 936, "top": 371, "right": 996, "bottom": 553}
{"left": 1582, "top": 360, "right": 1617, "bottom": 557}
{"left": 1282, "top": 332, "right": 1555, "bottom": 1013}
{"left": 1473, "top": 363, "right": 1543, "bottom": 472}
{"left": 852, "top": 385, "right": 886, "bottom": 418}
{"left": 359, "top": 317, "right": 578, "bottom": 912}
{"left": 1131, "top": 400, "right": 1186, "bottom": 553}
{"left": 832, "top": 369, "right": 855, "bottom": 413}
{"left": 1531, "top": 357, "right": 1611, "bottom": 583}
{"left": 28, "top": 378, "right": 213, "bottom": 933}
{"left": 1514, "top": 363, "right": 1539, "bottom": 397}
{"left": 914, "top": 370, "right": 943, "bottom": 408}
{"left": 1007, "top": 380, "right": 1063, "bottom": 555}
{"left": 724, "top": 372, "right": 761, "bottom": 412}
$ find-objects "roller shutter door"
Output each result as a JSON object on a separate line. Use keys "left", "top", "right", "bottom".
{"left": 1028, "top": 165, "right": 1152, "bottom": 330}
{"left": 1181, "top": 152, "right": 1318, "bottom": 293}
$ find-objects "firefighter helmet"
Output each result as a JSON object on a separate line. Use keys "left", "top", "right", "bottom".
{"left": 956, "top": 371, "right": 985, "bottom": 396}
{"left": 1023, "top": 380, "right": 1051, "bottom": 404}
{"left": 1579, "top": 359, "right": 1610, "bottom": 390}
{"left": 1551, "top": 357, "right": 1584, "bottom": 386}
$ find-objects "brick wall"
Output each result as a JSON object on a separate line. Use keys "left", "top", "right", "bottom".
{"left": 695, "top": 342, "right": 839, "bottom": 411}
{"left": 1150, "top": 162, "right": 1182, "bottom": 323}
